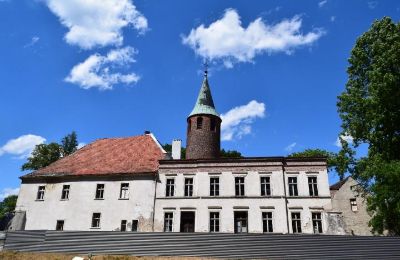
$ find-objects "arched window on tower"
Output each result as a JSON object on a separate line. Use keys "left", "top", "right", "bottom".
{"left": 210, "top": 118, "right": 216, "bottom": 131}
{"left": 197, "top": 117, "right": 203, "bottom": 129}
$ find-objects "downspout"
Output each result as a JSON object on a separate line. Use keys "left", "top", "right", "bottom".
{"left": 151, "top": 172, "right": 158, "bottom": 232}
{"left": 282, "top": 159, "right": 290, "bottom": 233}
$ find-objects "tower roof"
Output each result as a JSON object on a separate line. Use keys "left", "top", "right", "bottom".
{"left": 189, "top": 73, "right": 219, "bottom": 118}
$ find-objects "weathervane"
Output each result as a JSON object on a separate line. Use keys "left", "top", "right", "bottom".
{"left": 203, "top": 60, "right": 208, "bottom": 77}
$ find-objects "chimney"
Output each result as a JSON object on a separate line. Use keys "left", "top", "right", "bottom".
{"left": 144, "top": 130, "right": 151, "bottom": 135}
{"left": 172, "top": 139, "right": 182, "bottom": 160}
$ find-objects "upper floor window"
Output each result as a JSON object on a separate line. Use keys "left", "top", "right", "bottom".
{"left": 291, "top": 212, "right": 302, "bottom": 233}
{"left": 308, "top": 177, "right": 318, "bottom": 196}
{"left": 235, "top": 177, "right": 245, "bottom": 196}
{"left": 36, "top": 186, "right": 45, "bottom": 200}
{"left": 164, "top": 212, "right": 173, "bottom": 232}
{"left": 91, "top": 213, "right": 101, "bottom": 228}
{"left": 210, "top": 177, "right": 220, "bottom": 196}
{"left": 61, "top": 185, "right": 70, "bottom": 200}
{"left": 288, "top": 177, "right": 298, "bottom": 196}
{"left": 262, "top": 212, "right": 273, "bottom": 233}
{"left": 260, "top": 176, "right": 271, "bottom": 196}
{"left": 166, "top": 179, "right": 175, "bottom": 197}
{"left": 95, "top": 184, "right": 104, "bottom": 199}
{"left": 119, "top": 183, "right": 129, "bottom": 199}
{"left": 210, "top": 118, "right": 216, "bottom": 131}
{"left": 210, "top": 212, "right": 220, "bottom": 232}
{"left": 312, "top": 212, "right": 323, "bottom": 234}
{"left": 196, "top": 117, "right": 203, "bottom": 129}
{"left": 350, "top": 198, "right": 358, "bottom": 212}
{"left": 184, "top": 178, "right": 193, "bottom": 197}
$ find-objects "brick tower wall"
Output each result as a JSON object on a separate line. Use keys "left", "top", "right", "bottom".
{"left": 186, "top": 115, "right": 221, "bottom": 159}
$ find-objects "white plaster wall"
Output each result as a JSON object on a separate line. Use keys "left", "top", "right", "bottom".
{"left": 16, "top": 176, "right": 155, "bottom": 231}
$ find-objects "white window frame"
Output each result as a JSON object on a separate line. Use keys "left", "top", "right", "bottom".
{"left": 119, "top": 183, "right": 129, "bottom": 199}
{"left": 91, "top": 213, "right": 101, "bottom": 228}
{"left": 210, "top": 177, "right": 220, "bottom": 196}
{"left": 235, "top": 176, "right": 245, "bottom": 196}
{"left": 288, "top": 177, "right": 298, "bottom": 197}
{"left": 291, "top": 212, "right": 302, "bottom": 233}
{"left": 308, "top": 176, "right": 319, "bottom": 197}
{"left": 209, "top": 211, "right": 220, "bottom": 232}
{"left": 312, "top": 212, "right": 323, "bottom": 234}
{"left": 166, "top": 178, "right": 175, "bottom": 197}
{"left": 95, "top": 184, "right": 105, "bottom": 199}
{"left": 260, "top": 176, "right": 271, "bottom": 196}
{"left": 184, "top": 178, "right": 194, "bottom": 197}
{"left": 262, "top": 211, "right": 273, "bottom": 233}
{"left": 164, "top": 212, "right": 174, "bottom": 232}
{"left": 61, "top": 185, "right": 70, "bottom": 200}
{"left": 36, "top": 186, "right": 45, "bottom": 200}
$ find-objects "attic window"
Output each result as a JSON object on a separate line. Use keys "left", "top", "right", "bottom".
{"left": 350, "top": 198, "right": 358, "bottom": 212}
{"left": 197, "top": 117, "right": 203, "bottom": 129}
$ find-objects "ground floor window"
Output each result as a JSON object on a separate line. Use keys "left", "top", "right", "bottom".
{"left": 121, "top": 220, "right": 127, "bottom": 231}
{"left": 234, "top": 211, "right": 248, "bottom": 233}
{"left": 291, "top": 212, "right": 302, "bottom": 233}
{"left": 91, "top": 213, "right": 101, "bottom": 228}
{"left": 312, "top": 212, "right": 323, "bottom": 234}
{"left": 262, "top": 212, "right": 273, "bottom": 233}
{"left": 132, "top": 220, "right": 138, "bottom": 232}
{"left": 56, "top": 220, "right": 64, "bottom": 231}
{"left": 164, "top": 212, "right": 173, "bottom": 232}
{"left": 210, "top": 212, "right": 220, "bottom": 232}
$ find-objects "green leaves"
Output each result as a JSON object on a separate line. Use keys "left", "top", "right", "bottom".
{"left": 0, "top": 195, "right": 17, "bottom": 219}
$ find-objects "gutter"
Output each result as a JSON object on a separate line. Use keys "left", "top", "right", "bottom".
{"left": 151, "top": 173, "right": 158, "bottom": 232}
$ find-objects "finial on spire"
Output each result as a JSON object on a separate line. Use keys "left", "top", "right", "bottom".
{"left": 203, "top": 60, "right": 208, "bottom": 77}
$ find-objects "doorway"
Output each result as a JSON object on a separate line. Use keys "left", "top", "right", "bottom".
{"left": 234, "top": 211, "right": 248, "bottom": 233}
{"left": 180, "top": 211, "right": 195, "bottom": 232}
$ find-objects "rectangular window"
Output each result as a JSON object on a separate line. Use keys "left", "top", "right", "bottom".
{"left": 132, "top": 220, "right": 138, "bottom": 232}
{"left": 120, "top": 220, "right": 127, "bottom": 231}
{"left": 91, "top": 213, "right": 101, "bottom": 228}
{"left": 95, "top": 184, "right": 104, "bottom": 199}
{"left": 312, "top": 212, "right": 323, "bottom": 234}
{"left": 119, "top": 183, "right": 129, "bottom": 199}
{"left": 262, "top": 212, "right": 273, "bottom": 233}
{"left": 61, "top": 185, "right": 70, "bottom": 200}
{"left": 164, "top": 212, "right": 173, "bottom": 232}
{"left": 209, "top": 212, "right": 220, "bottom": 232}
{"left": 350, "top": 198, "right": 358, "bottom": 212}
{"left": 288, "top": 177, "right": 298, "bottom": 196}
{"left": 260, "top": 176, "right": 271, "bottom": 196}
{"left": 210, "top": 177, "right": 220, "bottom": 196}
{"left": 184, "top": 178, "right": 193, "bottom": 197}
{"left": 291, "top": 212, "right": 302, "bottom": 233}
{"left": 166, "top": 179, "right": 175, "bottom": 197}
{"left": 56, "top": 220, "right": 64, "bottom": 231}
{"left": 36, "top": 186, "right": 45, "bottom": 200}
{"left": 235, "top": 177, "right": 245, "bottom": 196}
{"left": 308, "top": 177, "right": 318, "bottom": 196}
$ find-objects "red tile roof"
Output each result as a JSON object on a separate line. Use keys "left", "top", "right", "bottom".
{"left": 23, "top": 134, "right": 167, "bottom": 178}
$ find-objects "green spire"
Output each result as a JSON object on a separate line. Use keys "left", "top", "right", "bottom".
{"left": 189, "top": 72, "right": 219, "bottom": 118}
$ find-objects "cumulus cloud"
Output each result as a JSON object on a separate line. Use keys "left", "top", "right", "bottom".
{"left": 44, "top": 0, "right": 148, "bottom": 49}
{"left": 335, "top": 134, "right": 354, "bottom": 147}
{"left": 318, "top": 0, "right": 328, "bottom": 7}
{"left": 24, "top": 36, "right": 40, "bottom": 48}
{"left": 182, "top": 9, "right": 324, "bottom": 68}
{"left": 221, "top": 100, "right": 265, "bottom": 141}
{"left": 0, "top": 134, "right": 46, "bottom": 158}
{"left": 285, "top": 142, "right": 297, "bottom": 152}
{"left": 0, "top": 188, "right": 19, "bottom": 201}
{"left": 65, "top": 46, "right": 140, "bottom": 90}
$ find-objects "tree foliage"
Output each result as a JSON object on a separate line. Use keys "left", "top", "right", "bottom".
{"left": 0, "top": 195, "right": 17, "bottom": 219}
{"left": 21, "top": 132, "right": 79, "bottom": 171}
{"left": 337, "top": 17, "right": 400, "bottom": 235}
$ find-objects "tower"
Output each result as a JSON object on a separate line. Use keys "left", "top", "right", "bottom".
{"left": 186, "top": 70, "right": 221, "bottom": 159}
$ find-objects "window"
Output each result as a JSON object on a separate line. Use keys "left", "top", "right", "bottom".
{"left": 260, "top": 176, "right": 271, "bottom": 196}
{"left": 312, "top": 212, "right": 323, "bottom": 234}
{"left": 91, "top": 213, "right": 101, "bottom": 228}
{"left": 120, "top": 220, "right": 127, "bottom": 231}
{"left": 308, "top": 177, "right": 318, "bottom": 196}
{"left": 119, "top": 183, "right": 129, "bottom": 199}
{"left": 188, "top": 120, "right": 192, "bottom": 133}
{"left": 61, "top": 185, "right": 70, "bottom": 200}
{"left": 210, "top": 212, "right": 220, "bottom": 232}
{"left": 164, "top": 212, "right": 173, "bottom": 232}
{"left": 132, "top": 220, "right": 138, "bottom": 232}
{"left": 262, "top": 212, "right": 273, "bottom": 233}
{"left": 196, "top": 117, "right": 203, "bottom": 129}
{"left": 350, "top": 198, "right": 358, "bottom": 212}
{"left": 36, "top": 186, "right": 45, "bottom": 200}
{"left": 56, "top": 220, "right": 64, "bottom": 231}
{"left": 166, "top": 179, "right": 175, "bottom": 197}
{"left": 184, "top": 178, "right": 193, "bottom": 197}
{"left": 288, "top": 177, "right": 298, "bottom": 196}
{"left": 210, "top": 177, "right": 220, "bottom": 196}
{"left": 210, "top": 118, "right": 216, "bottom": 131}
{"left": 235, "top": 177, "right": 245, "bottom": 196}
{"left": 95, "top": 184, "right": 104, "bottom": 199}
{"left": 291, "top": 212, "right": 302, "bottom": 233}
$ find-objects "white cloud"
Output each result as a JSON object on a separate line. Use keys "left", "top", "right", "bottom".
{"left": 335, "top": 134, "right": 354, "bottom": 147}
{"left": 65, "top": 46, "right": 140, "bottom": 90}
{"left": 0, "top": 134, "right": 46, "bottom": 157}
{"left": 285, "top": 142, "right": 297, "bottom": 152}
{"left": 0, "top": 188, "right": 19, "bottom": 201}
{"left": 221, "top": 100, "right": 265, "bottom": 141}
{"left": 182, "top": 9, "right": 324, "bottom": 68}
{"left": 318, "top": 0, "right": 328, "bottom": 7}
{"left": 24, "top": 36, "right": 40, "bottom": 48}
{"left": 77, "top": 142, "right": 86, "bottom": 149}
{"left": 44, "top": 0, "right": 148, "bottom": 49}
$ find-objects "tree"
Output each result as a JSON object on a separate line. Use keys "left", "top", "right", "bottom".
{"left": 162, "top": 144, "right": 241, "bottom": 159}
{"left": 0, "top": 195, "right": 17, "bottom": 219}
{"left": 337, "top": 17, "right": 400, "bottom": 235}
{"left": 61, "top": 131, "right": 78, "bottom": 156}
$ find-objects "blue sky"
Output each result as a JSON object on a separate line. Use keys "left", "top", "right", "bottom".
{"left": 0, "top": 0, "right": 399, "bottom": 199}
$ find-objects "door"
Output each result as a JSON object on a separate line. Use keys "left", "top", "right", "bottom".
{"left": 234, "top": 211, "right": 248, "bottom": 233}
{"left": 180, "top": 211, "right": 195, "bottom": 232}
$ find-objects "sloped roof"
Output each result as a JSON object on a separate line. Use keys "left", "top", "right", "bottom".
{"left": 330, "top": 176, "right": 351, "bottom": 190}
{"left": 189, "top": 75, "right": 219, "bottom": 118}
{"left": 22, "top": 134, "right": 167, "bottom": 178}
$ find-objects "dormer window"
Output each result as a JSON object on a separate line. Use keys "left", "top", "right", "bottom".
{"left": 197, "top": 117, "right": 203, "bottom": 129}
